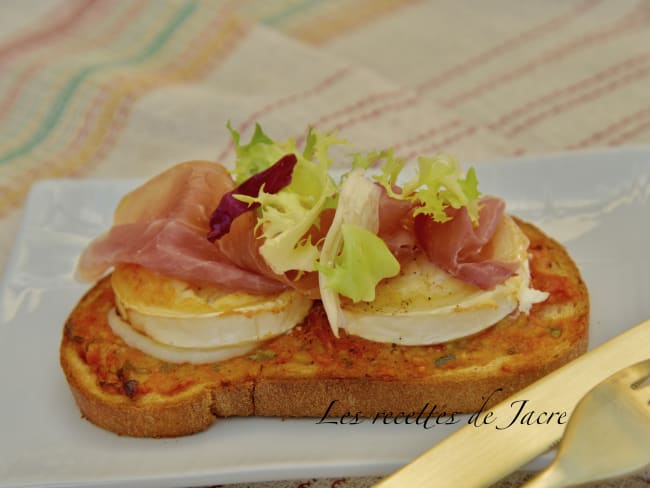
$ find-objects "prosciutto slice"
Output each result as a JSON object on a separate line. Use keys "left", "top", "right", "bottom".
{"left": 77, "top": 159, "right": 518, "bottom": 296}
{"left": 377, "top": 187, "right": 417, "bottom": 254}
{"left": 113, "top": 160, "right": 231, "bottom": 229}
{"left": 77, "top": 161, "right": 287, "bottom": 294}
{"left": 413, "top": 196, "right": 519, "bottom": 289}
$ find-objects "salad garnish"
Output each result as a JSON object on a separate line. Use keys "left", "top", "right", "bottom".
{"left": 222, "top": 125, "right": 345, "bottom": 274}
{"left": 359, "top": 150, "right": 482, "bottom": 224}
{"left": 209, "top": 123, "right": 483, "bottom": 310}
{"left": 207, "top": 153, "right": 296, "bottom": 241}
{"left": 316, "top": 169, "right": 400, "bottom": 335}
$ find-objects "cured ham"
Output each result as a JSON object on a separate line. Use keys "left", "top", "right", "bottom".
{"left": 77, "top": 219, "right": 285, "bottom": 294}
{"left": 77, "top": 161, "right": 287, "bottom": 294}
{"left": 377, "top": 187, "right": 417, "bottom": 255}
{"left": 413, "top": 196, "right": 519, "bottom": 289}
{"left": 77, "top": 158, "right": 518, "bottom": 297}
{"left": 114, "top": 160, "right": 232, "bottom": 230}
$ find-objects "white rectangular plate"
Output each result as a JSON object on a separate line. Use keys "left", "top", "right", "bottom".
{"left": 1, "top": 148, "right": 649, "bottom": 487}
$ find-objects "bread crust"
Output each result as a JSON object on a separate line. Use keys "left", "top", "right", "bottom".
{"left": 60, "top": 219, "right": 589, "bottom": 437}
{"left": 62, "top": 353, "right": 216, "bottom": 437}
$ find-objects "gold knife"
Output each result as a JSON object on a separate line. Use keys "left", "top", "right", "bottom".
{"left": 375, "top": 318, "right": 650, "bottom": 488}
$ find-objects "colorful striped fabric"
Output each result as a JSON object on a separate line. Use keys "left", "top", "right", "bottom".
{"left": 0, "top": 0, "right": 418, "bottom": 219}
{"left": 0, "top": 1, "right": 244, "bottom": 211}
{"left": 1, "top": 1, "right": 649, "bottom": 486}
{"left": 2, "top": 0, "right": 650, "bottom": 215}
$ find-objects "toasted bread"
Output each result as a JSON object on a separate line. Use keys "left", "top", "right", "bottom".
{"left": 60, "top": 218, "right": 588, "bottom": 437}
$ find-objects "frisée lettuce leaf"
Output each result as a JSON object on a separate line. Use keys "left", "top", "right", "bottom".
{"left": 228, "top": 122, "right": 297, "bottom": 184}
{"left": 229, "top": 125, "right": 345, "bottom": 274}
{"left": 370, "top": 152, "right": 481, "bottom": 224}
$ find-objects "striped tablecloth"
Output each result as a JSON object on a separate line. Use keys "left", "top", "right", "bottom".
{"left": 1, "top": 1, "right": 649, "bottom": 487}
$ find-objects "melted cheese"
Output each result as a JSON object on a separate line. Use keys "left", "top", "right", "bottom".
{"left": 109, "top": 264, "right": 313, "bottom": 363}
{"left": 339, "top": 216, "right": 548, "bottom": 344}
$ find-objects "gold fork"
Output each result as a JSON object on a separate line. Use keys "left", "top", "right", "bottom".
{"left": 523, "top": 358, "right": 650, "bottom": 487}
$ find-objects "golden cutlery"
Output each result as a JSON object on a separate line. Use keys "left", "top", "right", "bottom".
{"left": 375, "top": 318, "right": 650, "bottom": 488}
{"left": 523, "top": 359, "right": 650, "bottom": 487}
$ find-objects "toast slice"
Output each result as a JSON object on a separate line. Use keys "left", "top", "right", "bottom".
{"left": 60, "top": 219, "right": 589, "bottom": 437}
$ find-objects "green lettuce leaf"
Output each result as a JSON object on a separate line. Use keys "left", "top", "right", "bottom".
{"left": 228, "top": 121, "right": 297, "bottom": 184}
{"left": 303, "top": 126, "right": 347, "bottom": 164}
{"left": 373, "top": 152, "right": 481, "bottom": 223}
{"left": 367, "top": 148, "right": 406, "bottom": 195}
{"left": 230, "top": 124, "right": 345, "bottom": 274}
{"left": 315, "top": 169, "right": 399, "bottom": 335}
{"left": 238, "top": 159, "right": 336, "bottom": 273}
{"left": 317, "top": 223, "right": 399, "bottom": 303}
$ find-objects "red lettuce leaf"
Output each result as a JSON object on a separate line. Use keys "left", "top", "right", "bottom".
{"left": 207, "top": 154, "right": 297, "bottom": 241}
